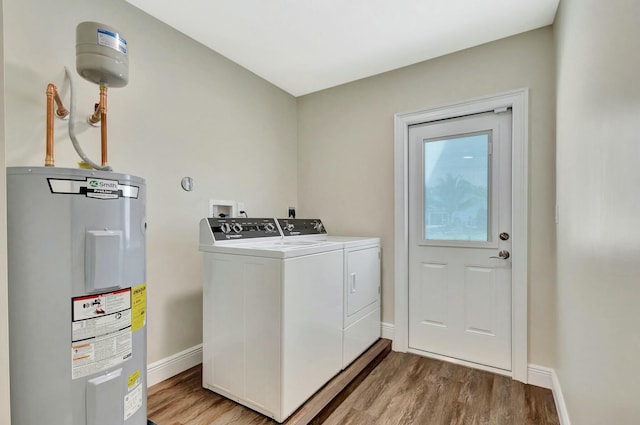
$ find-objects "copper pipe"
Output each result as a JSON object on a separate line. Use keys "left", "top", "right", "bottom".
{"left": 53, "top": 91, "right": 69, "bottom": 119}
{"left": 99, "top": 86, "right": 108, "bottom": 167}
{"left": 45, "top": 84, "right": 56, "bottom": 166}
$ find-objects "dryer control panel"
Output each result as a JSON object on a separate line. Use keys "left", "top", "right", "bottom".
{"left": 206, "top": 217, "right": 281, "bottom": 241}
{"left": 277, "top": 219, "right": 327, "bottom": 237}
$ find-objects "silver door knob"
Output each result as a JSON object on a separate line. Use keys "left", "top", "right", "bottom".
{"left": 490, "top": 250, "right": 510, "bottom": 259}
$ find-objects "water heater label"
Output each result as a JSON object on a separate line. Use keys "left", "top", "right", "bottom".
{"left": 97, "top": 28, "right": 128, "bottom": 55}
{"left": 71, "top": 288, "right": 133, "bottom": 379}
{"left": 73, "top": 289, "right": 131, "bottom": 321}
{"left": 124, "top": 383, "right": 143, "bottom": 420}
{"left": 48, "top": 177, "right": 139, "bottom": 199}
{"left": 128, "top": 370, "right": 141, "bottom": 390}
{"left": 131, "top": 283, "right": 147, "bottom": 333}
{"left": 72, "top": 308, "right": 132, "bottom": 341}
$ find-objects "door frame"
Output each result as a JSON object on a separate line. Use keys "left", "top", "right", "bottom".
{"left": 394, "top": 89, "right": 529, "bottom": 382}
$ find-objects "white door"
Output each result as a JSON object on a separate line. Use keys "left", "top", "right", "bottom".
{"left": 408, "top": 110, "right": 512, "bottom": 371}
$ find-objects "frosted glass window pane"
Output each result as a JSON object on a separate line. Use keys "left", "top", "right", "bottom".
{"left": 424, "top": 133, "right": 489, "bottom": 242}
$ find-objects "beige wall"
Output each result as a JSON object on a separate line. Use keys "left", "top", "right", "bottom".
{"left": 555, "top": 0, "right": 640, "bottom": 422}
{"left": 0, "top": 2, "right": 12, "bottom": 422}
{"left": 3, "top": 0, "right": 298, "bottom": 365}
{"left": 298, "top": 27, "right": 557, "bottom": 366}
{"left": 2, "top": 4, "right": 559, "bottom": 417}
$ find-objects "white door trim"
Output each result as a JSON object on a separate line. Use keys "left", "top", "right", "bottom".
{"left": 394, "top": 88, "right": 529, "bottom": 382}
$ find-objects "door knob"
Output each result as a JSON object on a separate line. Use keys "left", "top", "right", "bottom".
{"left": 490, "top": 250, "right": 510, "bottom": 260}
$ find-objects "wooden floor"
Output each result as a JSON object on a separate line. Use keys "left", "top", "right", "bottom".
{"left": 147, "top": 348, "right": 559, "bottom": 425}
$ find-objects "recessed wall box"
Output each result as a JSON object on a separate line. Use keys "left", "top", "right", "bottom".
{"left": 209, "top": 199, "right": 237, "bottom": 218}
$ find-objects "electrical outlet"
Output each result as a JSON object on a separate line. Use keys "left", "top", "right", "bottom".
{"left": 288, "top": 207, "right": 296, "bottom": 218}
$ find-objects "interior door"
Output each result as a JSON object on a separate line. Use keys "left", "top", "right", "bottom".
{"left": 408, "top": 110, "right": 512, "bottom": 371}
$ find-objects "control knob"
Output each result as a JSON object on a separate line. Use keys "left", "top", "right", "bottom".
{"left": 220, "top": 223, "right": 231, "bottom": 234}
{"left": 285, "top": 223, "right": 295, "bottom": 232}
{"left": 264, "top": 222, "right": 276, "bottom": 232}
{"left": 232, "top": 223, "right": 243, "bottom": 233}
{"left": 313, "top": 221, "right": 324, "bottom": 233}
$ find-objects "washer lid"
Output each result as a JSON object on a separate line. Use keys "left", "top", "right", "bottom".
{"left": 200, "top": 238, "right": 343, "bottom": 258}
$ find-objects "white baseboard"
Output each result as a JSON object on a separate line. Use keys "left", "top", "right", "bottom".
{"left": 527, "top": 364, "right": 553, "bottom": 389}
{"left": 147, "top": 344, "right": 202, "bottom": 387}
{"left": 381, "top": 321, "right": 395, "bottom": 340}
{"left": 528, "top": 366, "right": 571, "bottom": 425}
{"left": 551, "top": 369, "right": 571, "bottom": 425}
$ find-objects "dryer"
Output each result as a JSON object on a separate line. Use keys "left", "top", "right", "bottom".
{"left": 199, "top": 217, "right": 344, "bottom": 423}
{"left": 276, "top": 219, "right": 381, "bottom": 368}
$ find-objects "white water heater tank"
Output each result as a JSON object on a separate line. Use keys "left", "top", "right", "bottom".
{"left": 7, "top": 167, "right": 147, "bottom": 425}
{"left": 76, "top": 21, "right": 129, "bottom": 87}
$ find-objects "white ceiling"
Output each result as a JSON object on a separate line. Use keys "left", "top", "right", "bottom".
{"left": 125, "top": 0, "right": 559, "bottom": 97}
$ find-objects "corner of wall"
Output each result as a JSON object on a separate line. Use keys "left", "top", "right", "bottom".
{"left": 551, "top": 370, "right": 571, "bottom": 425}
{"left": 1, "top": 1, "right": 13, "bottom": 421}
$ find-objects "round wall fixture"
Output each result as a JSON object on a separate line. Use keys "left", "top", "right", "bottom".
{"left": 181, "top": 176, "right": 194, "bottom": 191}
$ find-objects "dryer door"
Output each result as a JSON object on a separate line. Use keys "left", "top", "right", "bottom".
{"left": 345, "top": 246, "right": 380, "bottom": 324}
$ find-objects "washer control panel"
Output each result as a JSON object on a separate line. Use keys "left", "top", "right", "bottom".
{"left": 207, "top": 217, "right": 281, "bottom": 241}
{"left": 277, "top": 219, "right": 327, "bottom": 237}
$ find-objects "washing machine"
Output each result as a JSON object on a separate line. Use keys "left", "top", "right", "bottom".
{"left": 276, "top": 219, "right": 381, "bottom": 368}
{"left": 198, "top": 217, "right": 344, "bottom": 423}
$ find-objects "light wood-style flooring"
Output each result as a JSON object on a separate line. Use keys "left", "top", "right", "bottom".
{"left": 147, "top": 345, "right": 559, "bottom": 425}
{"left": 322, "top": 352, "right": 559, "bottom": 425}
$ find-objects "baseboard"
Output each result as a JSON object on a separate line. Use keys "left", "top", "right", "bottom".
{"left": 529, "top": 366, "right": 571, "bottom": 425}
{"left": 527, "top": 364, "right": 553, "bottom": 389}
{"left": 147, "top": 344, "right": 202, "bottom": 387}
{"left": 551, "top": 369, "right": 571, "bottom": 425}
{"left": 381, "top": 321, "right": 395, "bottom": 340}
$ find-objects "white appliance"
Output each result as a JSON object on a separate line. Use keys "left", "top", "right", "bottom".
{"left": 333, "top": 235, "right": 381, "bottom": 368}
{"left": 199, "top": 217, "right": 344, "bottom": 423}
{"left": 276, "top": 219, "right": 381, "bottom": 368}
{"left": 7, "top": 167, "right": 148, "bottom": 425}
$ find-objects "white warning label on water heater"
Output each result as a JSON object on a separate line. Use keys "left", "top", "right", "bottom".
{"left": 124, "top": 383, "right": 143, "bottom": 420}
{"left": 71, "top": 289, "right": 133, "bottom": 380}
{"left": 73, "top": 289, "right": 131, "bottom": 321}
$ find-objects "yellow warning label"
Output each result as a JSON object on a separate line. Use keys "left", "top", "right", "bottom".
{"left": 128, "top": 370, "right": 141, "bottom": 390}
{"left": 131, "top": 283, "right": 146, "bottom": 333}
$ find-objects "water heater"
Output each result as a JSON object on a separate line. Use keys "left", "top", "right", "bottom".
{"left": 7, "top": 166, "right": 148, "bottom": 425}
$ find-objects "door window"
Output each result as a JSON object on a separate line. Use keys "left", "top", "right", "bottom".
{"left": 423, "top": 132, "right": 491, "bottom": 243}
